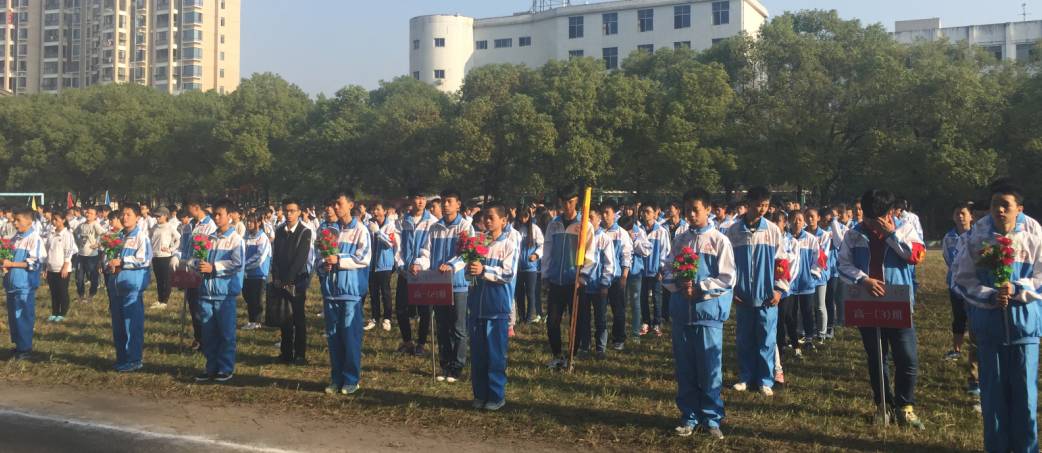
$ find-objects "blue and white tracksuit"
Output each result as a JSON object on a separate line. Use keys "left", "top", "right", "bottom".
{"left": 628, "top": 224, "right": 651, "bottom": 336}
{"left": 578, "top": 228, "right": 616, "bottom": 353}
{"left": 468, "top": 229, "right": 518, "bottom": 405}
{"left": 603, "top": 222, "right": 633, "bottom": 344}
{"left": 424, "top": 214, "right": 473, "bottom": 375}
{"left": 198, "top": 227, "right": 244, "bottom": 376}
{"left": 790, "top": 231, "right": 823, "bottom": 296}
{"left": 662, "top": 223, "right": 735, "bottom": 429}
{"left": 369, "top": 218, "right": 399, "bottom": 273}
{"left": 541, "top": 214, "right": 590, "bottom": 358}
{"left": 725, "top": 218, "right": 790, "bottom": 389}
{"left": 396, "top": 211, "right": 435, "bottom": 278}
{"left": 953, "top": 213, "right": 1042, "bottom": 453}
{"left": 808, "top": 226, "right": 831, "bottom": 338}
{"left": 318, "top": 218, "right": 371, "bottom": 389}
{"left": 178, "top": 215, "right": 217, "bottom": 344}
{"left": 640, "top": 222, "right": 672, "bottom": 328}
{"left": 244, "top": 231, "right": 271, "bottom": 280}
{"left": 4, "top": 227, "right": 45, "bottom": 354}
{"left": 942, "top": 228, "right": 965, "bottom": 288}
{"left": 106, "top": 226, "right": 152, "bottom": 368}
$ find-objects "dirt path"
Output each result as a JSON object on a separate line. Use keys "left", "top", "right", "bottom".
{"left": 0, "top": 383, "right": 567, "bottom": 453}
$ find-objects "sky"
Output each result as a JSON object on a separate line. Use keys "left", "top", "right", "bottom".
{"left": 241, "top": 0, "right": 1034, "bottom": 96}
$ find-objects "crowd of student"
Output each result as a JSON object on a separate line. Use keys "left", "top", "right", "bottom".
{"left": 0, "top": 180, "right": 1038, "bottom": 451}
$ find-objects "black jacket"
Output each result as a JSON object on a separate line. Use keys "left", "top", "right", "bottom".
{"left": 271, "top": 222, "right": 312, "bottom": 285}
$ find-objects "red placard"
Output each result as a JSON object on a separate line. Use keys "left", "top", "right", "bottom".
{"left": 844, "top": 283, "right": 912, "bottom": 329}
{"left": 407, "top": 270, "right": 454, "bottom": 306}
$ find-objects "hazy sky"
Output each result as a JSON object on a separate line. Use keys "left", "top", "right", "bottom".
{"left": 241, "top": 0, "right": 1032, "bottom": 96}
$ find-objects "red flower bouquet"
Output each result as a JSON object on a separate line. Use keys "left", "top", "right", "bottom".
{"left": 458, "top": 231, "right": 490, "bottom": 264}
{"left": 191, "top": 234, "right": 214, "bottom": 261}
{"left": 100, "top": 232, "right": 124, "bottom": 261}
{"left": 315, "top": 228, "right": 340, "bottom": 258}
{"left": 775, "top": 258, "right": 792, "bottom": 282}
{"left": 672, "top": 246, "right": 700, "bottom": 282}
{"left": 0, "top": 238, "right": 14, "bottom": 262}
{"left": 978, "top": 235, "right": 1015, "bottom": 287}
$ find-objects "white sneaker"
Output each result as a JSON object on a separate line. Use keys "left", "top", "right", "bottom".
{"left": 732, "top": 382, "right": 748, "bottom": 391}
{"left": 149, "top": 302, "right": 167, "bottom": 310}
{"left": 436, "top": 375, "right": 447, "bottom": 382}
{"left": 363, "top": 319, "right": 377, "bottom": 331}
{"left": 382, "top": 319, "right": 392, "bottom": 331}
{"left": 446, "top": 376, "right": 458, "bottom": 384}
{"left": 675, "top": 425, "right": 695, "bottom": 437}
{"left": 760, "top": 387, "right": 774, "bottom": 397}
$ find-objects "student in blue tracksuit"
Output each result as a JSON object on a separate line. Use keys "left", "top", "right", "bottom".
{"left": 178, "top": 198, "right": 217, "bottom": 350}
{"left": 395, "top": 189, "right": 434, "bottom": 356}
{"left": 622, "top": 215, "right": 651, "bottom": 342}
{"left": 467, "top": 205, "right": 517, "bottom": 411}
{"left": 424, "top": 189, "right": 473, "bottom": 383}
{"left": 785, "top": 211, "right": 822, "bottom": 358}
{"left": 725, "top": 187, "right": 790, "bottom": 396}
{"left": 193, "top": 199, "right": 245, "bottom": 383}
{"left": 367, "top": 202, "right": 399, "bottom": 331}
{"left": 318, "top": 191, "right": 372, "bottom": 395}
{"left": 639, "top": 202, "right": 672, "bottom": 337}
{"left": 105, "top": 203, "right": 153, "bottom": 372}
{"left": 663, "top": 189, "right": 735, "bottom": 441}
{"left": 803, "top": 208, "right": 831, "bottom": 344}
{"left": 576, "top": 209, "right": 616, "bottom": 358}
{"left": 513, "top": 207, "right": 544, "bottom": 324}
{"left": 2, "top": 208, "right": 45, "bottom": 360}
{"left": 541, "top": 185, "right": 593, "bottom": 370}
{"left": 599, "top": 201, "right": 632, "bottom": 351}
{"left": 953, "top": 181, "right": 1042, "bottom": 452}
{"left": 838, "top": 189, "right": 926, "bottom": 429}
{"left": 242, "top": 213, "right": 271, "bottom": 330}
{"left": 942, "top": 203, "right": 974, "bottom": 361}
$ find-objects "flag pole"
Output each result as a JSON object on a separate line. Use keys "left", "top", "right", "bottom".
{"left": 567, "top": 187, "right": 593, "bottom": 372}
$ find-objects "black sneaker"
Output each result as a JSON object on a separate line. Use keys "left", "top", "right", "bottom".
{"left": 194, "top": 373, "right": 213, "bottom": 383}
{"left": 214, "top": 372, "right": 234, "bottom": 383}
{"left": 13, "top": 351, "right": 32, "bottom": 361}
{"left": 293, "top": 357, "right": 308, "bottom": 366}
{"left": 412, "top": 344, "right": 427, "bottom": 357}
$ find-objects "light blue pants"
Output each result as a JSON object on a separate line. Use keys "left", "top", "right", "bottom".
{"left": 108, "top": 286, "right": 145, "bottom": 367}
{"left": 672, "top": 322, "right": 724, "bottom": 429}
{"left": 199, "top": 297, "right": 237, "bottom": 375}
{"left": 325, "top": 300, "right": 363, "bottom": 388}
{"left": 470, "top": 317, "right": 509, "bottom": 404}
{"left": 5, "top": 290, "right": 35, "bottom": 353}
{"left": 736, "top": 303, "right": 777, "bottom": 389}
{"left": 977, "top": 340, "right": 1039, "bottom": 453}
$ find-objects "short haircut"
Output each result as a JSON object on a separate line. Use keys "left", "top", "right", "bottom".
{"left": 599, "top": 199, "right": 618, "bottom": 212}
{"left": 183, "top": 196, "right": 204, "bottom": 208}
{"left": 52, "top": 209, "right": 67, "bottom": 220}
{"left": 989, "top": 178, "right": 1025, "bottom": 205}
{"left": 281, "top": 198, "right": 301, "bottom": 209}
{"left": 213, "top": 198, "right": 236, "bottom": 214}
{"left": 407, "top": 187, "right": 424, "bottom": 199}
{"left": 486, "top": 204, "right": 508, "bottom": 219}
{"left": 439, "top": 188, "right": 462, "bottom": 201}
{"left": 745, "top": 186, "right": 771, "bottom": 204}
{"left": 804, "top": 207, "right": 819, "bottom": 217}
{"left": 667, "top": 200, "right": 682, "bottom": 210}
{"left": 682, "top": 189, "right": 712, "bottom": 208}
{"left": 953, "top": 201, "right": 975, "bottom": 212}
{"left": 13, "top": 208, "right": 34, "bottom": 220}
{"left": 770, "top": 210, "right": 788, "bottom": 223}
{"left": 331, "top": 190, "right": 356, "bottom": 204}
{"left": 107, "top": 210, "right": 120, "bottom": 222}
{"left": 641, "top": 200, "right": 659, "bottom": 211}
{"left": 121, "top": 202, "right": 141, "bottom": 216}
{"left": 617, "top": 215, "right": 635, "bottom": 230}
{"left": 860, "top": 189, "right": 896, "bottom": 219}
{"left": 895, "top": 198, "right": 910, "bottom": 211}
{"left": 556, "top": 184, "right": 579, "bottom": 201}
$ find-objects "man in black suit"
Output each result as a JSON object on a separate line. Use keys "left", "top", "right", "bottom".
{"left": 270, "top": 199, "right": 313, "bottom": 364}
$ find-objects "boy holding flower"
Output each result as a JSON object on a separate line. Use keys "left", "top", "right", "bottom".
{"left": 952, "top": 180, "right": 1042, "bottom": 452}
{"left": 662, "top": 189, "right": 735, "bottom": 440}
{"left": 193, "top": 199, "right": 244, "bottom": 383}
{"left": 105, "top": 203, "right": 153, "bottom": 372}
{"left": 423, "top": 189, "right": 473, "bottom": 383}
{"left": 2, "top": 208, "right": 45, "bottom": 360}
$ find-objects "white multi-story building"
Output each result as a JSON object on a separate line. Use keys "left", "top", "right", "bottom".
{"left": 410, "top": 0, "right": 768, "bottom": 93}
{"left": 893, "top": 18, "right": 1042, "bottom": 62}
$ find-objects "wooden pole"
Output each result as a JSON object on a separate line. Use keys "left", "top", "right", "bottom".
{"left": 567, "top": 187, "right": 593, "bottom": 372}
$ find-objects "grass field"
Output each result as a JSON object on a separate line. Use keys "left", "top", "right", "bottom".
{"left": 0, "top": 252, "right": 1014, "bottom": 452}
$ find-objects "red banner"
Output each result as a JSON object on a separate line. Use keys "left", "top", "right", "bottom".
{"left": 407, "top": 270, "right": 454, "bottom": 306}
{"left": 844, "top": 284, "right": 912, "bottom": 329}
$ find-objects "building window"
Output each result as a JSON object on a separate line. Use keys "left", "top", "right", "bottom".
{"left": 602, "top": 13, "right": 617, "bottom": 35}
{"left": 219, "top": 50, "right": 224, "bottom": 60}
{"left": 413, "top": 71, "right": 420, "bottom": 80}
{"left": 155, "top": 48, "right": 168, "bottom": 60}
{"left": 674, "top": 5, "right": 691, "bottom": 29}
{"left": 434, "top": 38, "right": 445, "bottom": 47}
{"left": 219, "top": 68, "right": 224, "bottom": 78}
{"left": 476, "top": 40, "right": 488, "bottom": 50}
{"left": 182, "top": 29, "right": 202, "bottom": 42}
{"left": 1016, "top": 43, "right": 1037, "bottom": 61}
{"left": 183, "top": 47, "right": 202, "bottom": 59}
{"left": 434, "top": 69, "right": 445, "bottom": 79}
{"left": 220, "top": 17, "right": 225, "bottom": 27}
{"left": 638, "top": 9, "right": 653, "bottom": 32}
{"left": 569, "top": 16, "right": 583, "bottom": 39}
{"left": 637, "top": 44, "right": 654, "bottom": 53}
{"left": 983, "top": 45, "right": 1003, "bottom": 61}
{"left": 183, "top": 11, "right": 203, "bottom": 24}
{"left": 412, "top": 39, "right": 419, "bottom": 50}
{"left": 674, "top": 41, "right": 691, "bottom": 49}
{"left": 494, "top": 38, "right": 512, "bottom": 48}
{"left": 712, "top": 1, "right": 730, "bottom": 25}
{"left": 568, "top": 49, "right": 584, "bottom": 59}
{"left": 712, "top": 38, "right": 724, "bottom": 45}
{"left": 220, "top": 34, "right": 224, "bottom": 44}
{"left": 603, "top": 47, "right": 618, "bottom": 70}
{"left": 519, "top": 36, "right": 531, "bottom": 47}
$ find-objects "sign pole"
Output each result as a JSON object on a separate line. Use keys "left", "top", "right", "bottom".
{"left": 431, "top": 310, "right": 437, "bottom": 381}
{"left": 877, "top": 326, "right": 887, "bottom": 426}
{"left": 567, "top": 187, "right": 593, "bottom": 372}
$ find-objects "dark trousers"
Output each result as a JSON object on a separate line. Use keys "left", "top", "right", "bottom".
{"left": 546, "top": 283, "right": 575, "bottom": 357}
{"left": 152, "top": 257, "right": 173, "bottom": 303}
{"left": 778, "top": 295, "right": 799, "bottom": 349}
{"left": 825, "top": 277, "right": 839, "bottom": 333}
{"left": 578, "top": 291, "right": 608, "bottom": 353}
{"left": 858, "top": 326, "right": 918, "bottom": 408}
{"left": 608, "top": 278, "right": 626, "bottom": 344}
{"left": 368, "top": 270, "right": 393, "bottom": 320}
{"left": 46, "top": 271, "right": 71, "bottom": 317}
{"left": 435, "top": 291, "right": 469, "bottom": 375}
{"left": 395, "top": 273, "right": 431, "bottom": 345}
{"left": 279, "top": 279, "right": 310, "bottom": 360}
{"left": 185, "top": 287, "right": 203, "bottom": 343}
{"left": 798, "top": 293, "right": 815, "bottom": 340}
{"left": 949, "top": 290, "right": 968, "bottom": 336}
{"left": 75, "top": 254, "right": 100, "bottom": 297}
{"left": 514, "top": 271, "right": 539, "bottom": 323}
{"left": 640, "top": 276, "right": 663, "bottom": 328}
{"left": 243, "top": 277, "right": 265, "bottom": 323}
